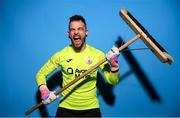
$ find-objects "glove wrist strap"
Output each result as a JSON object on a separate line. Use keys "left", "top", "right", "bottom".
{"left": 110, "top": 66, "right": 119, "bottom": 72}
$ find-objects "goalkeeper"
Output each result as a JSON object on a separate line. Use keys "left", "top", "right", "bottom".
{"left": 36, "top": 15, "right": 120, "bottom": 117}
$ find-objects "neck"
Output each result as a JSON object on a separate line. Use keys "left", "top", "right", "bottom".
{"left": 73, "top": 43, "right": 86, "bottom": 52}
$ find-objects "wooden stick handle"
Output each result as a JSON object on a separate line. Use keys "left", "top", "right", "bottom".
{"left": 118, "top": 34, "right": 140, "bottom": 51}
{"left": 25, "top": 34, "right": 140, "bottom": 116}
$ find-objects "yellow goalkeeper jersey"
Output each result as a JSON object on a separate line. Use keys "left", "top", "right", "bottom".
{"left": 36, "top": 44, "right": 120, "bottom": 110}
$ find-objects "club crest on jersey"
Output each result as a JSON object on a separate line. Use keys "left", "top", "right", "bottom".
{"left": 86, "top": 57, "right": 92, "bottom": 64}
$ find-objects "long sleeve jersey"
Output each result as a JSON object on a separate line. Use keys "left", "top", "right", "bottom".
{"left": 36, "top": 44, "right": 120, "bottom": 110}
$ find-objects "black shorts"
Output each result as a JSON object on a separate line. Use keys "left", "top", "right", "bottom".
{"left": 55, "top": 107, "right": 102, "bottom": 117}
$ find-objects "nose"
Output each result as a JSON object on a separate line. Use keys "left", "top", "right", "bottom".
{"left": 74, "top": 29, "right": 79, "bottom": 35}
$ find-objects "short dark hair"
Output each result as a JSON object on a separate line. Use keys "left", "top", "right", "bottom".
{"left": 69, "top": 15, "right": 87, "bottom": 29}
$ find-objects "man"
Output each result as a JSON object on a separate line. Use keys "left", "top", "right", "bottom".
{"left": 36, "top": 15, "right": 120, "bottom": 117}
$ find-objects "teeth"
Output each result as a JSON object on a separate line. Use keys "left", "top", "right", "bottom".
{"left": 74, "top": 37, "right": 80, "bottom": 40}
{"left": 74, "top": 35, "right": 80, "bottom": 39}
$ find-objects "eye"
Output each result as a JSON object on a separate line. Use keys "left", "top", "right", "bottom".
{"left": 69, "top": 28, "right": 75, "bottom": 32}
{"left": 78, "top": 27, "right": 84, "bottom": 31}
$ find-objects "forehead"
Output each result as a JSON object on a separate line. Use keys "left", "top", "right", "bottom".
{"left": 69, "top": 20, "right": 85, "bottom": 28}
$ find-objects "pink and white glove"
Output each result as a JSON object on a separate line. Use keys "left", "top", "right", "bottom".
{"left": 39, "top": 85, "right": 59, "bottom": 104}
{"left": 106, "top": 46, "right": 120, "bottom": 72}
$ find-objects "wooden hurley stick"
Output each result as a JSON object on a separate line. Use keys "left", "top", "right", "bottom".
{"left": 25, "top": 34, "right": 141, "bottom": 116}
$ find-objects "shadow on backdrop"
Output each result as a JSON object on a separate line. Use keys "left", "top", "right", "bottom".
{"left": 36, "top": 71, "right": 115, "bottom": 117}
{"left": 115, "top": 36, "right": 161, "bottom": 103}
{"left": 97, "top": 71, "right": 115, "bottom": 105}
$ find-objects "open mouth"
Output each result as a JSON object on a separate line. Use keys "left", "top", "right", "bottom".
{"left": 73, "top": 36, "right": 81, "bottom": 44}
